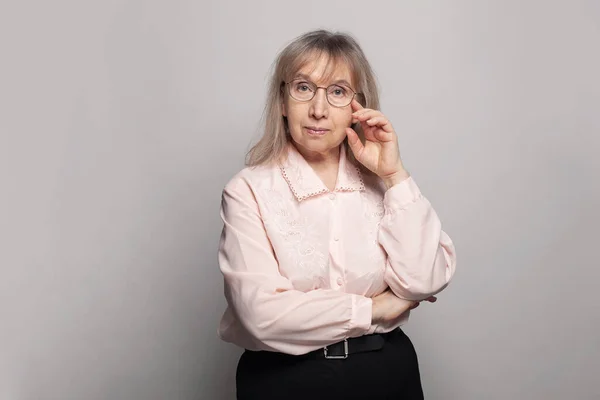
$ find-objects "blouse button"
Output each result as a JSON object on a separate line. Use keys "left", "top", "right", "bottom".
{"left": 336, "top": 277, "right": 343, "bottom": 286}
{"left": 329, "top": 193, "right": 336, "bottom": 200}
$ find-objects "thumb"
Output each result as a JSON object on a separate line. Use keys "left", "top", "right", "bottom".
{"left": 346, "top": 127, "right": 364, "bottom": 158}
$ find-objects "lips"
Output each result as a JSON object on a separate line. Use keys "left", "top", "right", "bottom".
{"left": 305, "top": 126, "right": 330, "bottom": 135}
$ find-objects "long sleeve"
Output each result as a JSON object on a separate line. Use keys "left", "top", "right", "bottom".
{"left": 218, "top": 176, "right": 373, "bottom": 355}
{"left": 378, "top": 177, "right": 457, "bottom": 301}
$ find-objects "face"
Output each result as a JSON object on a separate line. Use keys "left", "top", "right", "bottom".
{"left": 282, "top": 55, "right": 356, "bottom": 160}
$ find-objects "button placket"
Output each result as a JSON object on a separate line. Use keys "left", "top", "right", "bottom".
{"left": 329, "top": 191, "right": 339, "bottom": 242}
{"left": 328, "top": 191, "right": 345, "bottom": 289}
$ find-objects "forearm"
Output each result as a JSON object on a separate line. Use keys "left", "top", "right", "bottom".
{"left": 223, "top": 275, "right": 373, "bottom": 355}
{"left": 378, "top": 177, "right": 457, "bottom": 300}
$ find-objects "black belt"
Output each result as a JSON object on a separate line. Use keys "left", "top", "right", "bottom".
{"left": 301, "top": 328, "right": 398, "bottom": 360}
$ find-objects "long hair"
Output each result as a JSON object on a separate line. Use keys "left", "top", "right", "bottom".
{"left": 246, "top": 30, "right": 380, "bottom": 167}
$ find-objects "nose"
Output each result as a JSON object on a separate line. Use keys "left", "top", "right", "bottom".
{"left": 309, "top": 87, "right": 329, "bottom": 119}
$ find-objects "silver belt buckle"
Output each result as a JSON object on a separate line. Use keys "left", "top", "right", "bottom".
{"left": 323, "top": 339, "right": 348, "bottom": 359}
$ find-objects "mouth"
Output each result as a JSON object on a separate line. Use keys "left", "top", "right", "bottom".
{"left": 304, "top": 126, "right": 330, "bottom": 136}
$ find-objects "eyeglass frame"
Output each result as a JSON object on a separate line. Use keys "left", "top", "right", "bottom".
{"left": 283, "top": 78, "right": 362, "bottom": 108}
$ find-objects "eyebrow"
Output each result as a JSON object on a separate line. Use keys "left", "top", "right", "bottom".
{"left": 292, "top": 74, "right": 353, "bottom": 88}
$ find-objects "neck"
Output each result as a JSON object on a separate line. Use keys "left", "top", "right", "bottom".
{"left": 292, "top": 142, "right": 340, "bottom": 171}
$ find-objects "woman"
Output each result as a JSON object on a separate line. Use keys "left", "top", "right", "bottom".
{"left": 217, "top": 30, "right": 457, "bottom": 399}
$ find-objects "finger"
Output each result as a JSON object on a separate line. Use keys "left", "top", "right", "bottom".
{"left": 359, "top": 113, "right": 394, "bottom": 134}
{"left": 360, "top": 114, "right": 395, "bottom": 134}
{"left": 362, "top": 124, "right": 378, "bottom": 142}
{"left": 350, "top": 98, "right": 364, "bottom": 112}
{"left": 353, "top": 109, "right": 382, "bottom": 120}
{"left": 373, "top": 127, "right": 395, "bottom": 142}
{"left": 425, "top": 296, "right": 437, "bottom": 303}
{"left": 345, "top": 127, "right": 365, "bottom": 158}
{"left": 365, "top": 116, "right": 391, "bottom": 129}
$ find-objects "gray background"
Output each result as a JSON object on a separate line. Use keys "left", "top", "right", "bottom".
{"left": 1, "top": 0, "right": 599, "bottom": 399}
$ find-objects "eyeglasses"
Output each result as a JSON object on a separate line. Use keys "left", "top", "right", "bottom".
{"left": 285, "top": 79, "right": 360, "bottom": 108}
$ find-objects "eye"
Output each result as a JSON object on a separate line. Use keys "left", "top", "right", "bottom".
{"left": 294, "top": 81, "right": 313, "bottom": 92}
{"left": 328, "top": 85, "right": 349, "bottom": 97}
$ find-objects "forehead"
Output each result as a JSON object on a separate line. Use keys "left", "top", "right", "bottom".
{"left": 293, "top": 53, "right": 354, "bottom": 86}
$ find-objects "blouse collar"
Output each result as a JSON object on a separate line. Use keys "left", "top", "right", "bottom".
{"left": 279, "top": 141, "right": 365, "bottom": 202}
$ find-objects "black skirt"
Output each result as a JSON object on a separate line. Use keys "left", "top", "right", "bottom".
{"left": 236, "top": 328, "right": 424, "bottom": 400}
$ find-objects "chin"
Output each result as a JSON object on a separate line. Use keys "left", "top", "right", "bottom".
{"left": 293, "top": 135, "right": 342, "bottom": 154}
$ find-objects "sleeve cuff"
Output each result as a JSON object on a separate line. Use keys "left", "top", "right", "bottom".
{"left": 383, "top": 176, "right": 423, "bottom": 210}
{"left": 347, "top": 295, "right": 372, "bottom": 337}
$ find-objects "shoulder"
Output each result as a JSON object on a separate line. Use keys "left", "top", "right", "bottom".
{"left": 222, "top": 163, "right": 280, "bottom": 197}
{"left": 220, "top": 162, "right": 286, "bottom": 218}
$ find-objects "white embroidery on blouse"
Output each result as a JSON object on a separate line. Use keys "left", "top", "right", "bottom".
{"left": 258, "top": 188, "right": 329, "bottom": 291}
{"left": 360, "top": 190, "right": 387, "bottom": 264}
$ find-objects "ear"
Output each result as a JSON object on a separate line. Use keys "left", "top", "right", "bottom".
{"left": 281, "top": 99, "right": 287, "bottom": 117}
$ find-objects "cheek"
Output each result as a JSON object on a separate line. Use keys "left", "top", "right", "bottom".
{"left": 333, "top": 110, "right": 353, "bottom": 128}
{"left": 286, "top": 103, "right": 307, "bottom": 124}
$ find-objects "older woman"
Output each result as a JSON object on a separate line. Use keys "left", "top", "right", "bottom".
{"left": 217, "top": 30, "right": 457, "bottom": 399}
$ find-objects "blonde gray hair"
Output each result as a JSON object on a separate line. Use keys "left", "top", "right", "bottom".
{"left": 246, "top": 30, "right": 380, "bottom": 167}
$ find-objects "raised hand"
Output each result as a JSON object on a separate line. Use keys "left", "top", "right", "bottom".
{"left": 345, "top": 99, "right": 410, "bottom": 189}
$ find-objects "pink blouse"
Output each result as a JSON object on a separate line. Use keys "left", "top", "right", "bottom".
{"left": 217, "top": 142, "right": 456, "bottom": 355}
